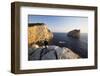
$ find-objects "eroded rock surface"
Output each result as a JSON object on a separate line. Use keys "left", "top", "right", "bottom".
{"left": 28, "top": 23, "right": 53, "bottom": 47}
{"left": 28, "top": 45, "right": 80, "bottom": 60}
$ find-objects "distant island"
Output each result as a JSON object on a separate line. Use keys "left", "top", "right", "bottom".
{"left": 67, "top": 29, "right": 80, "bottom": 38}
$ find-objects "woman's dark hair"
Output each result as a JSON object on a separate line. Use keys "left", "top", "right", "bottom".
{"left": 44, "top": 40, "right": 48, "bottom": 46}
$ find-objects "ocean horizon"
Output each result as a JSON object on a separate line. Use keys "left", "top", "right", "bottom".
{"left": 49, "top": 32, "right": 88, "bottom": 58}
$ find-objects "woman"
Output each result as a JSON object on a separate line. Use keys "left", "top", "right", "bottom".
{"left": 44, "top": 39, "right": 48, "bottom": 48}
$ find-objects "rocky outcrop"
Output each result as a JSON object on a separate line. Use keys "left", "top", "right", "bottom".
{"left": 28, "top": 45, "right": 80, "bottom": 60}
{"left": 60, "top": 47, "right": 80, "bottom": 59}
{"left": 67, "top": 29, "right": 80, "bottom": 38}
{"left": 28, "top": 23, "right": 53, "bottom": 47}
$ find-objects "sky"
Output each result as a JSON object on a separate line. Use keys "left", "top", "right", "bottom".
{"left": 28, "top": 15, "right": 88, "bottom": 33}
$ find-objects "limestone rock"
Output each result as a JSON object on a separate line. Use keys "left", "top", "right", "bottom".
{"left": 28, "top": 23, "right": 53, "bottom": 47}
{"left": 67, "top": 29, "right": 80, "bottom": 38}
{"left": 28, "top": 45, "right": 80, "bottom": 60}
{"left": 60, "top": 47, "right": 80, "bottom": 59}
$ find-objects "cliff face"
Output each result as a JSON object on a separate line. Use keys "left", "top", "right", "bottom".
{"left": 67, "top": 29, "right": 80, "bottom": 38}
{"left": 28, "top": 23, "right": 53, "bottom": 47}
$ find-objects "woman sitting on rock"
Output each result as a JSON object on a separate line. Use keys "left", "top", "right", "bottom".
{"left": 44, "top": 39, "right": 48, "bottom": 48}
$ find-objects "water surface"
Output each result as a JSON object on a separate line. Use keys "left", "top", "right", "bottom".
{"left": 49, "top": 32, "right": 88, "bottom": 58}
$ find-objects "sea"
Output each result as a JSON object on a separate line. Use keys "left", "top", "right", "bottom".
{"left": 49, "top": 32, "right": 88, "bottom": 58}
